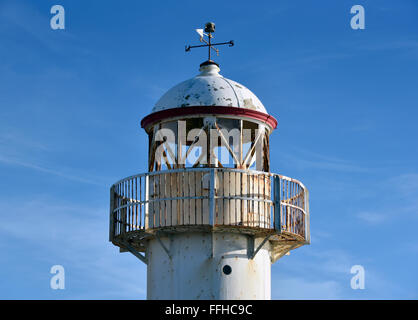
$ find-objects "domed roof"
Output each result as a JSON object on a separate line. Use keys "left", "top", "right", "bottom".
{"left": 152, "top": 62, "right": 267, "bottom": 114}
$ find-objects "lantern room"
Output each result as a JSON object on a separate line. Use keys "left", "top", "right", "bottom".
{"left": 141, "top": 61, "right": 277, "bottom": 173}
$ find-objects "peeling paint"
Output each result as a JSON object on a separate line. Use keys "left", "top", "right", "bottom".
{"left": 152, "top": 64, "right": 267, "bottom": 114}
{"left": 243, "top": 98, "right": 257, "bottom": 110}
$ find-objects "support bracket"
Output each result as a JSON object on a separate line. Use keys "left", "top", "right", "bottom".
{"left": 155, "top": 233, "right": 172, "bottom": 259}
{"left": 121, "top": 241, "right": 148, "bottom": 265}
{"left": 248, "top": 235, "right": 271, "bottom": 260}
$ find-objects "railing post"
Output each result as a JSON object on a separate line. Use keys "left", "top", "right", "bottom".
{"left": 209, "top": 168, "right": 215, "bottom": 226}
{"left": 273, "top": 175, "right": 281, "bottom": 234}
{"left": 145, "top": 174, "right": 149, "bottom": 229}
{"left": 305, "top": 188, "right": 310, "bottom": 244}
{"left": 109, "top": 185, "right": 115, "bottom": 242}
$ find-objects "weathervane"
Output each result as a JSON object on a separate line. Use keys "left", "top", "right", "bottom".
{"left": 185, "top": 22, "right": 234, "bottom": 62}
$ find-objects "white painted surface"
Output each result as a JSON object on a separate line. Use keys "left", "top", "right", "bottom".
{"left": 147, "top": 232, "right": 271, "bottom": 300}
{"left": 152, "top": 64, "right": 268, "bottom": 114}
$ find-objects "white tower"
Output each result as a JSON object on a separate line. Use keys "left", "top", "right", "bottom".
{"left": 109, "top": 24, "right": 310, "bottom": 300}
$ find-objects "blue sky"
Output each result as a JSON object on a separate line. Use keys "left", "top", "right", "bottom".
{"left": 0, "top": 0, "right": 417, "bottom": 299}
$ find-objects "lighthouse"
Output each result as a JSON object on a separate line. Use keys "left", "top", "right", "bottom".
{"left": 109, "top": 23, "right": 310, "bottom": 300}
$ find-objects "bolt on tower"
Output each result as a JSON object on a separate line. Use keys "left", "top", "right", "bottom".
{"left": 109, "top": 23, "right": 310, "bottom": 300}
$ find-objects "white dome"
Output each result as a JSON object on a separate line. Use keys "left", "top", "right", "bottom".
{"left": 152, "top": 63, "right": 267, "bottom": 114}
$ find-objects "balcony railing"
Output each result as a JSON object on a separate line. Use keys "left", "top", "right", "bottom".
{"left": 109, "top": 168, "right": 309, "bottom": 244}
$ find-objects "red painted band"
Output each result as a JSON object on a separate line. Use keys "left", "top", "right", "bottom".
{"left": 140, "top": 106, "right": 278, "bottom": 130}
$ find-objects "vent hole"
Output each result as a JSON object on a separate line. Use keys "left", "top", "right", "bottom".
{"left": 223, "top": 265, "right": 232, "bottom": 275}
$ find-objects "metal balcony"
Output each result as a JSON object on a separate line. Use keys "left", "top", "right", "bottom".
{"left": 109, "top": 168, "right": 309, "bottom": 261}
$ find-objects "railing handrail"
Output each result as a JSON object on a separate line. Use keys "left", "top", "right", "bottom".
{"left": 111, "top": 167, "right": 308, "bottom": 192}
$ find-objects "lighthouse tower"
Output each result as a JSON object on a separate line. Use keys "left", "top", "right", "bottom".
{"left": 109, "top": 23, "right": 310, "bottom": 300}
